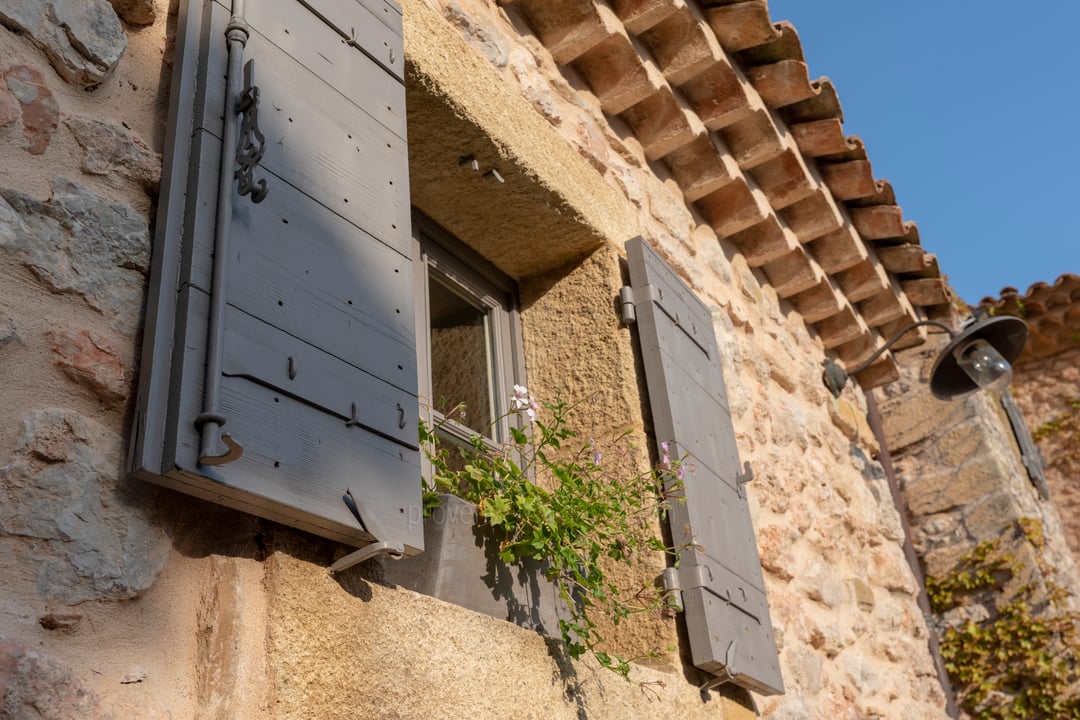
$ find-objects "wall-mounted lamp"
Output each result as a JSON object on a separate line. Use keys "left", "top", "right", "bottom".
{"left": 823, "top": 315, "right": 1028, "bottom": 400}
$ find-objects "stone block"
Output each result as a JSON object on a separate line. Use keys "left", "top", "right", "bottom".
{"left": 0, "top": 637, "right": 106, "bottom": 718}
{"left": 109, "top": 0, "right": 155, "bottom": 25}
{"left": 782, "top": 643, "right": 823, "bottom": 694}
{"left": 871, "top": 548, "right": 917, "bottom": 595}
{"left": 0, "top": 177, "right": 149, "bottom": 335}
{"left": 850, "top": 577, "right": 875, "bottom": 612}
{"left": 905, "top": 458, "right": 992, "bottom": 518}
{"left": 65, "top": 115, "right": 161, "bottom": 193}
{"left": 961, "top": 491, "right": 1023, "bottom": 543}
{"left": 0, "top": 78, "right": 19, "bottom": 127}
{"left": 877, "top": 390, "right": 969, "bottom": 452}
{"left": 758, "top": 523, "right": 797, "bottom": 581}
{"left": 0, "top": 408, "right": 168, "bottom": 602}
{"left": 0, "top": 314, "right": 17, "bottom": 348}
{"left": 47, "top": 328, "right": 132, "bottom": 404}
{"left": 0, "top": 0, "right": 127, "bottom": 86}
{"left": 842, "top": 652, "right": 882, "bottom": 695}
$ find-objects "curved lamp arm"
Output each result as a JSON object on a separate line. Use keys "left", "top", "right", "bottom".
{"left": 823, "top": 320, "right": 954, "bottom": 398}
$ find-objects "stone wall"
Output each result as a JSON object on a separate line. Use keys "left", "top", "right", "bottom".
{"left": 876, "top": 327, "right": 1080, "bottom": 678}
{"left": 1010, "top": 346, "right": 1080, "bottom": 558}
{"left": 0, "top": 0, "right": 961, "bottom": 718}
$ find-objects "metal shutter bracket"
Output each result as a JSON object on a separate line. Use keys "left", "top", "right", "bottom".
{"left": 330, "top": 489, "right": 406, "bottom": 573}
{"left": 196, "top": 0, "right": 268, "bottom": 466}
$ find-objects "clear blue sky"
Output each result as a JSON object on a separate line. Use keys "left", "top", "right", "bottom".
{"left": 765, "top": 2, "right": 1080, "bottom": 305}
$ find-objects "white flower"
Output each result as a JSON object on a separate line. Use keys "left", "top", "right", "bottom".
{"left": 511, "top": 384, "right": 538, "bottom": 421}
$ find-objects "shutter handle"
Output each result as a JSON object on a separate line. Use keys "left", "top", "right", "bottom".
{"left": 195, "top": 413, "right": 244, "bottom": 466}
{"left": 235, "top": 59, "right": 268, "bottom": 203}
{"left": 396, "top": 403, "right": 407, "bottom": 429}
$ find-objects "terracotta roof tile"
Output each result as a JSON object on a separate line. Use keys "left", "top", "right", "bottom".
{"left": 779, "top": 189, "right": 843, "bottom": 243}
{"left": 574, "top": 34, "right": 667, "bottom": 114}
{"left": 620, "top": 87, "right": 705, "bottom": 159}
{"left": 500, "top": 0, "right": 956, "bottom": 389}
{"left": 665, "top": 133, "right": 741, "bottom": 201}
{"left": 858, "top": 289, "right": 908, "bottom": 328}
{"left": 696, "top": 177, "right": 772, "bottom": 236}
{"left": 815, "top": 305, "right": 868, "bottom": 349}
{"left": 702, "top": 1, "right": 779, "bottom": 52}
{"left": 790, "top": 118, "right": 855, "bottom": 157}
{"left": 763, "top": 247, "right": 823, "bottom": 298}
{"left": 637, "top": 4, "right": 724, "bottom": 85}
{"left": 791, "top": 277, "right": 845, "bottom": 324}
{"left": 749, "top": 148, "right": 817, "bottom": 209}
{"left": 613, "top": 0, "right": 683, "bottom": 35}
{"left": 978, "top": 274, "right": 1080, "bottom": 364}
{"left": 725, "top": 214, "right": 800, "bottom": 267}
{"left": 818, "top": 160, "right": 878, "bottom": 201}
{"left": 807, "top": 225, "right": 867, "bottom": 274}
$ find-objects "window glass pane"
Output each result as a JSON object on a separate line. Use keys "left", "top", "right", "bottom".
{"left": 428, "top": 272, "right": 496, "bottom": 438}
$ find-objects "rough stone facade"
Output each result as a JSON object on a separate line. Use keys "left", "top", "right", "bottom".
{"left": 875, "top": 321, "right": 1080, "bottom": 714}
{"left": 0, "top": 0, "right": 1069, "bottom": 718}
{"left": 981, "top": 275, "right": 1080, "bottom": 559}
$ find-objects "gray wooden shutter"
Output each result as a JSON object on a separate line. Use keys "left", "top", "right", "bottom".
{"left": 626, "top": 236, "right": 784, "bottom": 695}
{"left": 131, "top": 0, "right": 422, "bottom": 553}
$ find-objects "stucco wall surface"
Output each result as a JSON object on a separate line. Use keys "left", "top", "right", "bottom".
{"left": 0, "top": 0, "right": 954, "bottom": 718}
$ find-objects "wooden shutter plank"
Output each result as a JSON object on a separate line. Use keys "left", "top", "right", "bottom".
{"left": 238, "top": 0, "right": 405, "bottom": 125}
{"left": 627, "top": 236, "right": 784, "bottom": 695}
{"left": 168, "top": 286, "right": 423, "bottom": 551}
{"left": 184, "top": 131, "right": 416, "bottom": 394}
{"left": 227, "top": 189, "right": 416, "bottom": 388}
{"left": 289, "top": 0, "right": 405, "bottom": 81}
{"left": 199, "top": 3, "right": 409, "bottom": 253}
{"left": 221, "top": 306, "right": 417, "bottom": 449}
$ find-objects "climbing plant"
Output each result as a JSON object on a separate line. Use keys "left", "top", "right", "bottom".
{"left": 928, "top": 519, "right": 1080, "bottom": 719}
{"left": 420, "top": 389, "right": 684, "bottom": 681}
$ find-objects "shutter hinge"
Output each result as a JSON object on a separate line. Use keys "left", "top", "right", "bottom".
{"left": 661, "top": 566, "right": 683, "bottom": 612}
{"left": 618, "top": 286, "right": 636, "bottom": 325}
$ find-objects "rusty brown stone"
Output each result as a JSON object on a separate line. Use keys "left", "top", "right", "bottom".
{"left": 109, "top": 0, "right": 155, "bottom": 25}
{"left": 47, "top": 328, "right": 132, "bottom": 404}
{"left": 4, "top": 66, "right": 59, "bottom": 155}
{"left": 39, "top": 612, "right": 84, "bottom": 631}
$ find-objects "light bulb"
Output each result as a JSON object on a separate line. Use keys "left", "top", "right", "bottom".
{"left": 954, "top": 339, "right": 1012, "bottom": 394}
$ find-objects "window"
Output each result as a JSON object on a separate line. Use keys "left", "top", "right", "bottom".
{"left": 413, "top": 214, "right": 525, "bottom": 455}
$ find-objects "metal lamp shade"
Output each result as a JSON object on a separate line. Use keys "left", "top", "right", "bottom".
{"left": 929, "top": 316, "right": 1028, "bottom": 400}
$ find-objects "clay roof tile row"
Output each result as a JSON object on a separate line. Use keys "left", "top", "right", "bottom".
{"left": 501, "top": 0, "right": 954, "bottom": 389}
{"left": 979, "top": 274, "right": 1080, "bottom": 365}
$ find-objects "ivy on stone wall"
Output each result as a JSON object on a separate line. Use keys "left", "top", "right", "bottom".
{"left": 928, "top": 519, "right": 1080, "bottom": 719}
{"left": 1032, "top": 397, "right": 1080, "bottom": 451}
